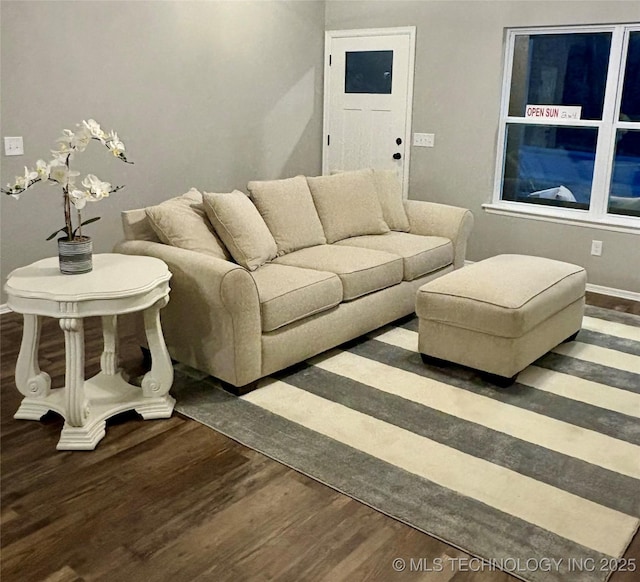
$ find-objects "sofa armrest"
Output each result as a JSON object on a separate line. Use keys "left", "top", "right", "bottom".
{"left": 404, "top": 200, "right": 474, "bottom": 269}
{"left": 113, "top": 240, "right": 261, "bottom": 387}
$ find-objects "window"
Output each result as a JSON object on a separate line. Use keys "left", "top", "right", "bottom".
{"left": 345, "top": 50, "right": 393, "bottom": 94}
{"left": 492, "top": 25, "right": 640, "bottom": 230}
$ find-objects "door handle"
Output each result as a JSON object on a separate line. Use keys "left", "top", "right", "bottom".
{"left": 393, "top": 152, "right": 402, "bottom": 160}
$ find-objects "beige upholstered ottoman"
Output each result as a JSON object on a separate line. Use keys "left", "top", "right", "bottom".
{"left": 416, "top": 254, "right": 586, "bottom": 384}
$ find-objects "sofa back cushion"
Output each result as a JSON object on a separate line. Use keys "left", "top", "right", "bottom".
{"left": 306, "top": 169, "right": 389, "bottom": 243}
{"left": 145, "top": 188, "right": 230, "bottom": 259}
{"left": 247, "top": 175, "right": 326, "bottom": 256}
{"left": 202, "top": 190, "right": 277, "bottom": 271}
{"left": 372, "top": 170, "right": 410, "bottom": 232}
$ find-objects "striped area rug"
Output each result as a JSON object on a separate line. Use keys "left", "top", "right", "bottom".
{"left": 173, "top": 305, "right": 640, "bottom": 582}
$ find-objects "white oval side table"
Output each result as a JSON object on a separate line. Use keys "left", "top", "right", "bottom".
{"left": 4, "top": 253, "right": 175, "bottom": 450}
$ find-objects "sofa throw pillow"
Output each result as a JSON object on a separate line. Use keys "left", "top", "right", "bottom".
{"left": 372, "top": 169, "right": 410, "bottom": 232}
{"left": 145, "top": 188, "right": 231, "bottom": 260}
{"left": 122, "top": 209, "right": 161, "bottom": 242}
{"left": 202, "top": 190, "right": 278, "bottom": 271}
{"left": 247, "top": 175, "right": 326, "bottom": 256}
{"left": 306, "top": 169, "right": 389, "bottom": 244}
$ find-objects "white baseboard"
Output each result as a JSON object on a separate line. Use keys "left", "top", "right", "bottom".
{"left": 463, "top": 261, "right": 640, "bottom": 302}
{"left": 584, "top": 283, "right": 640, "bottom": 302}
{"left": 0, "top": 304, "right": 11, "bottom": 315}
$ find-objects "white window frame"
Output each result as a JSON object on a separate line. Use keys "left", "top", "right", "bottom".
{"left": 485, "top": 24, "right": 640, "bottom": 234}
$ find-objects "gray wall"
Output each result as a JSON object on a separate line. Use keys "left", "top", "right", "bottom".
{"left": 1, "top": 0, "right": 325, "bottom": 303}
{"left": 2, "top": 0, "right": 639, "bottom": 304}
{"left": 327, "top": 0, "right": 640, "bottom": 293}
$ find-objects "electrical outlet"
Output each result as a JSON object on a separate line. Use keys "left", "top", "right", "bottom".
{"left": 4, "top": 136, "right": 24, "bottom": 156}
{"left": 413, "top": 133, "right": 435, "bottom": 147}
{"left": 591, "top": 240, "right": 603, "bottom": 256}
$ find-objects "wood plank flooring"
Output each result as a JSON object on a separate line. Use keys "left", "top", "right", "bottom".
{"left": 2, "top": 294, "right": 639, "bottom": 581}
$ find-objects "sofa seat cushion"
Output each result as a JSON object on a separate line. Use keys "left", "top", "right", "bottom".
{"left": 416, "top": 254, "right": 587, "bottom": 338}
{"left": 273, "top": 245, "right": 403, "bottom": 301}
{"left": 251, "top": 264, "right": 343, "bottom": 332}
{"left": 336, "top": 232, "right": 453, "bottom": 281}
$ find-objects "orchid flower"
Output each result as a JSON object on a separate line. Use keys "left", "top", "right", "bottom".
{"left": 35, "top": 159, "right": 50, "bottom": 180}
{"left": 83, "top": 119, "right": 106, "bottom": 142}
{"left": 72, "top": 126, "right": 92, "bottom": 152}
{"left": 82, "top": 174, "right": 112, "bottom": 200}
{"left": 106, "top": 130, "right": 128, "bottom": 161}
{"left": 69, "top": 189, "right": 89, "bottom": 210}
{"left": 48, "top": 164, "right": 69, "bottom": 185}
{"left": 24, "top": 165, "right": 38, "bottom": 184}
{"left": 2, "top": 119, "right": 132, "bottom": 241}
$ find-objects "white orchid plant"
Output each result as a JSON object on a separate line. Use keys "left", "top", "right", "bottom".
{"left": 2, "top": 119, "right": 132, "bottom": 241}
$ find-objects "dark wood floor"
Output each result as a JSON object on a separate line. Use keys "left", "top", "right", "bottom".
{"left": 1, "top": 294, "right": 638, "bottom": 581}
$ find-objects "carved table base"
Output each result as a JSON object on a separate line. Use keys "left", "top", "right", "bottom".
{"left": 6, "top": 254, "right": 175, "bottom": 451}
{"left": 15, "top": 371, "right": 176, "bottom": 450}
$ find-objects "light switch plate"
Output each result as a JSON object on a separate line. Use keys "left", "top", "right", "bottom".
{"left": 4, "top": 136, "right": 24, "bottom": 156}
{"left": 413, "top": 133, "right": 435, "bottom": 147}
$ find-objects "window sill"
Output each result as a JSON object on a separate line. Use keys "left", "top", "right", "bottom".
{"left": 482, "top": 203, "right": 640, "bottom": 235}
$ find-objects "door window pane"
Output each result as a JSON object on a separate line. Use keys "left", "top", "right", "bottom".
{"left": 620, "top": 31, "right": 640, "bottom": 122}
{"left": 502, "top": 124, "right": 598, "bottom": 210}
{"left": 345, "top": 50, "right": 393, "bottom": 94}
{"left": 509, "top": 32, "right": 612, "bottom": 120}
{"left": 609, "top": 129, "right": 640, "bottom": 217}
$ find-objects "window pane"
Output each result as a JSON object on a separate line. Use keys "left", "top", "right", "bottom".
{"left": 502, "top": 124, "right": 598, "bottom": 210}
{"left": 509, "top": 32, "right": 612, "bottom": 120}
{"left": 620, "top": 31, "right": 640, "bottom": 122}
{"left": 609, "top": 129, "right": 640, "bottom": 217}
{"left": 345, "top": 50, "right": 393, "bottom": 94}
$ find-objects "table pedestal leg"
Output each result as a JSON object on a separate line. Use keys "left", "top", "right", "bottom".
{"left": 14, "top": 314, "right": 52, "bottom": 420}
{"left": 57, "top": 317, "right": 103, "bottom": 450}
{"left": 100, "top": 314, "right": 120, "bottom": 376}
{"left": 138, "top": 296, "right": 175, "bottom": 419}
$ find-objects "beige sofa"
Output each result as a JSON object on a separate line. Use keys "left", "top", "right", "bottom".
{"left": 114, "top": 169, "right": 474, "bottom": 392}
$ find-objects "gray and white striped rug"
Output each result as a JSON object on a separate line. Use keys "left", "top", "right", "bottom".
{"left": 173, "top": 305, "right": 640, "bottom": 582}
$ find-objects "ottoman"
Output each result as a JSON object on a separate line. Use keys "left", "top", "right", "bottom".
{"left": 416, "top": 254, "right": 586, "bottom": 383}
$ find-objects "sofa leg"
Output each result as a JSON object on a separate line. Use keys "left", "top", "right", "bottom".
{"left": 563, "top": 330, "right": 580, "bottom": 343}
{"left": 482, "top": 371, "right": 519, "bottom": 388}
{"left": 421, "top": 352, "right": 518, "bottom": 387}
{"left": 219, "top": 380, "right": 260, "bottom": 396}
{"left": 420, "top": 353, "right": 451, "bottom": 367}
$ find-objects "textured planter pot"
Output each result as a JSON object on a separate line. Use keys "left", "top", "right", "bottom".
{"left": 58, "top": 237, "right": 93, "bottom": 274}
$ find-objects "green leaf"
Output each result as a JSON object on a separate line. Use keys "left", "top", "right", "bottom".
{"left": 80, "top": 216, "right": 101, "bottom": 227}
{"left": 72, "top": 216, "right": 101, "bottom": 237}
{"left": 46, "top": 227, "right": 69, "bottom": 241}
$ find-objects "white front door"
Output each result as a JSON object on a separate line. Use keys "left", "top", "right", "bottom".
{"left": 323, "top": 27, "right": 416, "bottom": 197}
